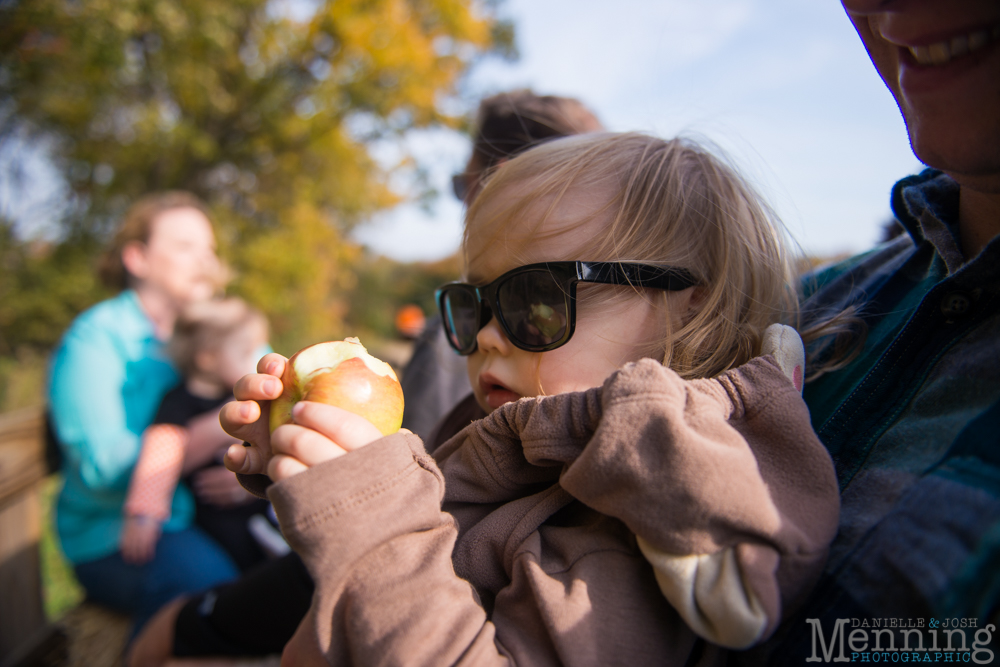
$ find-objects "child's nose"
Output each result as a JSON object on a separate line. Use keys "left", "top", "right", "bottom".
{"left": 475, "top": 315, "right": 512, "bottom": 355}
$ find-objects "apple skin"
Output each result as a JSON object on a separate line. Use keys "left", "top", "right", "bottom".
{"left": 269, "top": 338, "right": 404, "bottom": 436}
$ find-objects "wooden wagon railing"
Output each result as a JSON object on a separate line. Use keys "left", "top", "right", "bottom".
{"left": 0, "top": 406, "right": 50, "bottom": 664}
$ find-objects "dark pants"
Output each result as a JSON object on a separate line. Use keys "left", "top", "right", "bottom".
{"left": 174, "top": 551, "right": 314, "bottom": 657}
{"left": 74, "top": 526, "right": 239, "bottom": 637}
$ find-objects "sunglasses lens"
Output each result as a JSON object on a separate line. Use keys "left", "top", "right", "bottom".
{"left": 440, "top": 286, "right": 479, "bottom": 353}
{"left": 497, "top": 270, "right": 569, "bottom": 350}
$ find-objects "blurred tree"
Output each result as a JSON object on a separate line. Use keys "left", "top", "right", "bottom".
{"left": 346, "top": 250, "right": 461, "bottom": 339}
{"left": 0, "top": 0, "right": 513, "bottom": 355}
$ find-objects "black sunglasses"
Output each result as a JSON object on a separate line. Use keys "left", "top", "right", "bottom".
{"left": 436, "top": 261, "right": 698, "bottom": 355}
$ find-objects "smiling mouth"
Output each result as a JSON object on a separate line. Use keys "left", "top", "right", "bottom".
{"left": 905, "top": 24, "right": 1000, "bottom": 66}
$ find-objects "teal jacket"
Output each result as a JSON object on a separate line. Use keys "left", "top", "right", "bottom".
{"left": 48, "top": 290, "right": 194, "bottom": 564}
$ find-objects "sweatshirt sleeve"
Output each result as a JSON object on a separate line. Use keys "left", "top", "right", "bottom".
{"left": 266, "top": 432, "right": 514, "bottom": 666}
{"left": 509, "top": 356, "right": 839, "bottom": 648}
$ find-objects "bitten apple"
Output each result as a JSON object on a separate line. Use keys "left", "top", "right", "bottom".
{"left": 269, "top": 338, "right": 404, "bottom": 436}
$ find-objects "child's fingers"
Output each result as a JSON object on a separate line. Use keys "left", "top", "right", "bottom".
{"left": 233, "top": 373, "right": 283, "bottom": 402}
{"left": 268, "top": 454, "right": 310, "bottom": 482}
{"left": 219, "top": 400, "right": 270, "bottom": 448}
{"left": 290, "top": 402, "right": 383, "bottom": 453}
{"left": 271, "top": 422, "right": 349, "bottom": 467}
{"left": 224, "top": 441, "right": 268, "bottom": 475}
{"left": 257, "top": 353, "right": 287, "bottom": 377}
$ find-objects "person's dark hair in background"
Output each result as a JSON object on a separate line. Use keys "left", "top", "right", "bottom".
{"left": 401, "top": 90, "right": 604, "bottom": 443}
{"left": 127, "top": 90, "right": 604, "bottom": 666}
{"left": 451, "top": 89, "right": 605, "bottom": 204}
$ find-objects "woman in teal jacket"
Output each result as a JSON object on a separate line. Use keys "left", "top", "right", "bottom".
{"left": 48, "top": 191, "right": 241, "bottom": 635}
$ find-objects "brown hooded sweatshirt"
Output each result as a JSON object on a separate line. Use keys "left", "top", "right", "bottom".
{"left": 254, "top": 356, "right": 839, "bottom": 666}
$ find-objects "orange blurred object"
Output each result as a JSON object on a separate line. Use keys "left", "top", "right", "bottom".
{"left": 395, "top": 304, "right": 426, "bottom": 339}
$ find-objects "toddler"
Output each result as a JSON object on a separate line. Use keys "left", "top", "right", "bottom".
{"left": 121, "top": 297, "right": 274, "bottom": 569}
{"left": 224, "top": 133, "right": 842, "bottom": 665}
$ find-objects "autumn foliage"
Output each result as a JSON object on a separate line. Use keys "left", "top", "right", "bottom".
{"left": 0, "top": 0, "right": 512, "bottom": 388}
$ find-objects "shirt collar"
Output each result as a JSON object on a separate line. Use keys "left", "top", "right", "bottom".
{"left": 892, "top": 169, "right": 965, "bottom": 274}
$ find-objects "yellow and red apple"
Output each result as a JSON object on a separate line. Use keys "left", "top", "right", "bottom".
{"left": 269, "top": 338, "right": 404, "bottom": 436}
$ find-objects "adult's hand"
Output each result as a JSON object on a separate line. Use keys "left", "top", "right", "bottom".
{"left": 222, "top": 353, "right": 286, "bottom": 477}
{"left": 120, "top": 516, "right": 161, "bottom": 565}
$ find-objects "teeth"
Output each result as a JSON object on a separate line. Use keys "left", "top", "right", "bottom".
{"left": 949, "top": 35, "right": 969, "bottom": 58}
{"left": 969, "top": 30, "right": 989, "bottom": 51}
{"left": 907, "top": 24, "right": 999, "bottom": 65}
{"left": 928, "top": 42, "right": 950, "bottom": 64}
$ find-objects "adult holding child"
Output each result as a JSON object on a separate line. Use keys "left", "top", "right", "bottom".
{"left": 48, "top": 192, "right": 243, "bottom": 635}
{"left": 754, "top": 0, "right": 1000, "bottom": 661}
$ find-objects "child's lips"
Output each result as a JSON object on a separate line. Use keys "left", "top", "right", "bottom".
{"left": 479, "top": 373, "right": 520, "bottom": 410}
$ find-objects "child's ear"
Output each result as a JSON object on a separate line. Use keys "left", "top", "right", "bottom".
{"left": 679, "top": 286, "right": 706, "bottom": 325}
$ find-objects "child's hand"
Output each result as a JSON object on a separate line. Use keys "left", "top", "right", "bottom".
{"left": 120, "top": 515, "right": 161, "bottom": 565}
{"left": 268, "top": 401, "right": 384, "bottom": 481}
{"left": 191, "top": 465, "right": 254, "bottom": 507}
{"left": 222, "top": 353, "right": 287, "bottom": 476}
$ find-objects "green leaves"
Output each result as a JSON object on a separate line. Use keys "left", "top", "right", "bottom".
{"left": 0, "top": 0, "right": 509, "bottom": 357}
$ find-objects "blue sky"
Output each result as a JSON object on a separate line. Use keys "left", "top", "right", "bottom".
{"left": 353, "top": 0, "right": 924, "bottom": 262}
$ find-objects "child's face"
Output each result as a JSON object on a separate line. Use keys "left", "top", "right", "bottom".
{"left": 205, "top": 321, "right": 269, "bottom": 390}
{"left": 463, "top": 186, "right": 694, "bottom": 413}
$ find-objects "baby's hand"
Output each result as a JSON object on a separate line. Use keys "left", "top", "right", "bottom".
{"left": 192, "top": 465, "right": 254, "bottom": 507}
{"left": 268, "top": 401, "right": 384, "bottom": 481}
{"left": 222, "top": 353, "right": 286, "bottom": 476}
{"left": 120, "top": 515, "right": 161, "bottom": 564}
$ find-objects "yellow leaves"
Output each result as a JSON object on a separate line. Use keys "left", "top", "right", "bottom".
{"left": 229, "top": 203, "right": 361, "bottom": 353}
{"left": 2, "top": 0, "right": 513, "bottom": 353}
{"left": 154, "top": 3, "right": 191, "bottom": 36}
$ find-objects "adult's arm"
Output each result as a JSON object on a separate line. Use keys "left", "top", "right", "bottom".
{"left": 49, "top": 320, "right": 142, "bottom": 489}
{"left": 182, "top": 408, "right": 239, "bottom": 474}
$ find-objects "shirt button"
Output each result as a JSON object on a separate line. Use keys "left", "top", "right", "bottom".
{"left": 940, "top": 292, "right": 972, "bottom": 319}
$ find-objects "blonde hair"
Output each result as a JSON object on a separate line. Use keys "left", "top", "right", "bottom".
{"left": 463, "top": 132, "right": 801, "bottom": 380}
{"left": 99, "top": 191, "right": 213, "bottom": 291}
{"left": 168, "top": 297, "right": 268, "bottom": 377}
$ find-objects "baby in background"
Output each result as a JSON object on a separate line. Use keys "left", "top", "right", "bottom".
{"left": 121, "top": 297, "right": 274, "bottom": 569}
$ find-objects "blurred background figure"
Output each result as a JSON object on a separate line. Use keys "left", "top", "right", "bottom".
{"left": 401, "top": 89, "right": 604, "bottom": 442}
{"left": 47, "top": 192, "right": 241, "bottom": 637}
{"left": 122, "top": 297, "right": 277, "bottom": 573}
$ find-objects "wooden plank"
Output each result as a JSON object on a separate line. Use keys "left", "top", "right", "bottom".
{"left": 0, "top": 407, "right": 48, "bottom": 662}
{"left": 0, "top": 407, "right": 46, "bottom": 511}
{"left": 0, "top": 488, "right": 46, "bottom": 660}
